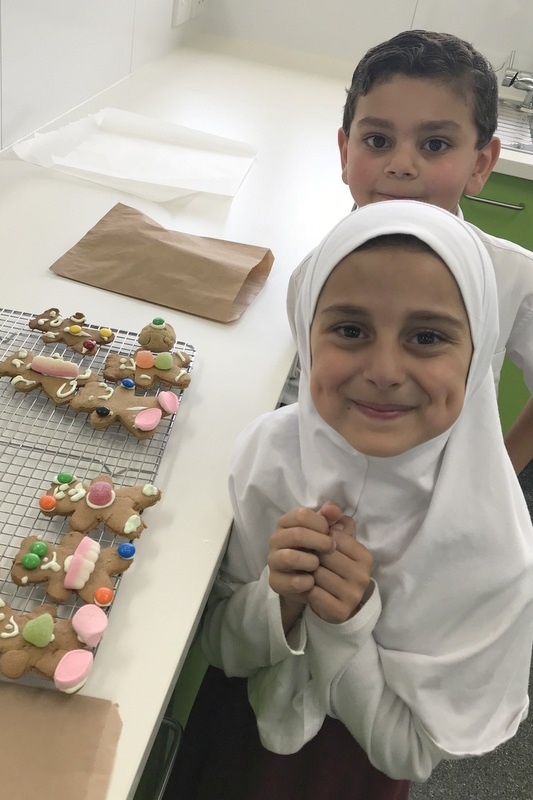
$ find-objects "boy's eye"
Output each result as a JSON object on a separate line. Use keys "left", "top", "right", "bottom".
{"left": 364, "top": 134, "right": 389, "bottom": 150}
{"left": 423, "top": 139, "right": 449, "bottom": 153}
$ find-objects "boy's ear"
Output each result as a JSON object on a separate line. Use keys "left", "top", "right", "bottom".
{"left": 337, "top": 127, "right": 349, "bottom": 185}
{"left": 463, "top": 137, "right": 501, "bottom": 197}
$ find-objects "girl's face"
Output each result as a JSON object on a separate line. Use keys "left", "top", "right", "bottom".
{"left": 309, "top": 244, "right": 473, "bottom": 457}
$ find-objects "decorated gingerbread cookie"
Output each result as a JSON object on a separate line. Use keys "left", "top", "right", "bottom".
{"left": 11, "top": 531, "right": 135, "bottom": 605}
{"left": 103, "top": 348, "right": 191, "bottom": 390}
{"left": 69, "top": 378, "right": 179, "bottom": 439}
{"left": 29, "top": 308, "right": 115, "bottom": 355}
{"left": 0, "top": 349, "right": 95, "bottom": 404}
{"left": 38, "top": 471, "right": 162, "bottom": 538}
{"left": 137, "top": 317, "right": 176, "bottom": 352}
{"left": 0, "top": 600, "right": 105, "bottom": 692}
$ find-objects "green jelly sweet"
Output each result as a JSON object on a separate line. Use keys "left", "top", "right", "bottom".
{"left": 154, "top": 352, "right": 173, "bottom": 370}
{"left": 22, "top": 614, "right": 54, "bottom": 647}
{"left": 30, "top": 541, "right": 48, "bottom": 558}
{"left": 21, "top": 553, "right": 41, "bottom": 570}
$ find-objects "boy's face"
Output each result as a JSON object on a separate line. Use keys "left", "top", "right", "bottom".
{"left": 338, "top": 76, "right": 500, "bottom": 213}
{"left": 309, "top": 245, "right": 473, "bottom": 457}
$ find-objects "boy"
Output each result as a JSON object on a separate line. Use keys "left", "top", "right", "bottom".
{"left": 285, "top": 29, "right": 533, "bottom": 474}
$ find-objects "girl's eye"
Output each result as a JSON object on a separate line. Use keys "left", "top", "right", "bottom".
{"left": 336, "top": 324, "right": 365, "bottom": 339}
{"left": 364, "top": 134, "right": 389, "bottom": 150}
{"left": 413, "top": 330, "right": 444, "bottom": 346}
{"left": 423, "top": 138, "right": 449, "bottom": 153}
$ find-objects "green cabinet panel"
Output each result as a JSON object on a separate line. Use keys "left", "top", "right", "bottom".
{"left": 460, "top": 170, "right": 533, "bottom": 431}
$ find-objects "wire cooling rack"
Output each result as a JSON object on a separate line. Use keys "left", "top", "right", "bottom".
{"left": 0, "top": 307, "right": 195, "bottom": 626}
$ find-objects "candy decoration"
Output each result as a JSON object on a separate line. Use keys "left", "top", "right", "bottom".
{"left": 69, "top": 325, "right": 82, "bottom": 334}
{"left": 135, "top": 350, "right": 155, "bottom": 369}
{"left": 117, "top": 542, "right": 136, "bottom": 560}
{"left": 122, "top": 378, "right": 135, "bottom": 389}
{"left": 86, "top": 480, "right": 115, "bottom": 509}
{"left": 99, "top": 328, "right": 113, "bottom": 339}
{"left": 22, "top": 613, "right": 55, "bottom": 647}
{"left": 30, "top": 541, "right": 48, "bottom": 558}
{"left": 21, "top": 553, "right": 41, "bottom": 570}
{"left": 158, "top": 391, "right": 179, "bottom": 415}
{"left": 54, "top": 649, "right": 94, "bottom": 693}
{"left": 94, "top": 587, "right": 114, "bottom": 607}
{"left": 64, "top": 537, "right": 100, "bottom": 590}
{"left": 153, "top": 317, "right": 165, "bottom": 327}
{"left": 154, "top": 352, "right": 173, "bottom": 370}
{"left": 134, "top": 408, "right": 162, "bottom": 432}
{"left": 39, "top": 495, "right": 57, "bottom": 511}
{"left": 57, "top": 471, "right": 74, "bottom": 484}
{"left": 30, "top": 355, "right": 79, "bottom": 379}
{"left": 95, "top": 406, "right": 111, "bottom": 417}
{"left": 83, "top": 339, "right": 96, "bottom": 351}
{"left": 72, "top": 605, "right": 108, "bottom": 648}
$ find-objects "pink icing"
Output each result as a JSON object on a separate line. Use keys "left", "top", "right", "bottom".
{"left": 30, "top": 355, "right": 79, "bottom": 379}
{"left": 72, "top": 605, "right": 108, "bottom": 648}
{"left": 158, "top": 391, "right": 178, "bottom": 414}
{"left": 134, "top": 408, "right": 162, "bottom": 431}
{"left": 54, "top": 649, "right": 94, "bottom": 693}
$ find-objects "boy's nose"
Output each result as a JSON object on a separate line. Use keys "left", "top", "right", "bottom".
{"left": 384, "top": 145, "right": 418, "bottom": 178}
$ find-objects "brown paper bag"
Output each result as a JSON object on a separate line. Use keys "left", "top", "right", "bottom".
{"left": 0, "top": 683, "right": 122, "bottom": 800}
{"left": 49, "top": 203, "right": 274, "bottom": 323}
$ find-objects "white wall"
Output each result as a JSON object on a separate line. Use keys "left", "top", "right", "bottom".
{"left": 0, "top": 0, "right": 184, "bottom": 148}
{"left": 204, "top": 0, "right": 418, "bottom": 63}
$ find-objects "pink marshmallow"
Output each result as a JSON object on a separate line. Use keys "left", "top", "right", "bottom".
{"left": 30, "top": 355, "right": 79, "bottom": 379}
{"left": 158, "top": 391, "right": 178, "bottom": 414}
{"left": 72, "top": 605, "right": 108, "bottom": 648}
{"left": 54, "top": 649, "right": 94, "bottom": 693}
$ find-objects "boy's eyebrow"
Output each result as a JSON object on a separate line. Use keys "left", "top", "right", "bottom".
{"left": 355, "top": 116, "right": 462, "bottom": 134}
{"left": 320, "top": 304, "right": 468, "bottom": 331}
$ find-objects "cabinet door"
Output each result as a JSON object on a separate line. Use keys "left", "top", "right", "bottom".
{"left": 460, "top": 172, "right": 533, "bottom": 432}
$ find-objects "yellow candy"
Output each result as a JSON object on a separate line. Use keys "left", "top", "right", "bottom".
{"left": 69, "top": 325, "right": 82, "bottom": 334}
{"left": 99, "top": 328, "right": 113, "bottom": 338}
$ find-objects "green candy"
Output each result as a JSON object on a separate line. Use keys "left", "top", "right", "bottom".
{"left": 22, "top": 614, "right": 54, "bottom": 648}
{"left": 57, "top": 471, "right": 74, "bottom": 484}
{"left": 21, "top": 552, "right": 41, "bottom": 570}
{"left": 154, "top": 352, "right": 173, "bottom": 370}
{"left": 30, "top": 541, "right": 48, "bottom": 558}
{"left": 152, "top": 317, "right": 165, "bottom": 327}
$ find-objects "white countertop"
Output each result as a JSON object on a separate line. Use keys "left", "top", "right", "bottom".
{"left": 1, "top": 34, "right": 532, "bottom": 800}
{"left": 0, "top": 35, "right": 352, "bottom": 800}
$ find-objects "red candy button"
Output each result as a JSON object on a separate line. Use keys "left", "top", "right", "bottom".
{"left": 39, "top": 495, "right": 57, "bottom": 511}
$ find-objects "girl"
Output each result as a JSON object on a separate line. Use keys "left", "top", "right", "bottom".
{"left": 165, "top": 201, "right": 533, "bottom": 800}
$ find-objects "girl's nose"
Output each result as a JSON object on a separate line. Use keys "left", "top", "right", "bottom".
{"left": 363, "top": 343, "right": 405, "bottom": 389}
{"left": 384, "top": 145, "right": 418, "bottom": 178}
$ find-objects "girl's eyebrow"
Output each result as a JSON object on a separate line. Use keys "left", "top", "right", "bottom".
{"left": 320, "top": 304, "right": 467, "bottom": 331}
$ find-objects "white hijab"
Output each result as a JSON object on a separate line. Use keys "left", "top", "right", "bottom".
{"left": 239, "top": 200, "right": 533, "bottom": 754}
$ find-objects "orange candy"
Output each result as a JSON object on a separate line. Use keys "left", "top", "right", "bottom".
{"left": 39, "top": 495, "right": 57, "bottom": 511}
{"left": 94, "top": 587, "right": 114, "bottom": 607}
{"left": 135, "top": 350, "right": 155, "bottom": 369}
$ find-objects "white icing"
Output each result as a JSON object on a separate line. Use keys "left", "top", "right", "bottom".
{"left": 139, "top": 374, "right": 151, "bottom": 381}
{"left": 18, "top": 349, "right": 27, "bottom": 358}
{"left": 49, "top": 316, "right": 63, "bottom": 327}
{"left": 0, "top": 614, "right": 4, "bottom": 621}
{"left": 40, "top": 551, "right": 61, "bottom": 572}
{"left": 0, "top": 616, "right": 19, "bottom": 638}
{"left": 97, "top": 384, "right": 114, "bottom": 400}
{"left": 124, "top": 514, "right": 141, "bottom": 534}
{"left": 119, "top": 358, "right": 135, "bottom": 371}
{"left": 11, "top": 358, "right": 24, "bottom": 368}
{"left": 56, "top": 379, "right": 78, "bottom": 399}
{"left": 63, "top": 327, "right": 86, "bottom": 337}
{"left": 12, "top": 376, "right": 36, "bottom": 387}
{"left": 86, "top": 489, "right": 115, "bottom": 510}
{"left": 175, "top": 369, "right": 187, "bottom": 382}
{"left": 78, "top": 369, "right": 92, "bottom": 381}
{"left": 21, "top": 576, "right": 28, "bottom": 585}
{"left": 142, "top": 484, "right": 158, "bottom": 497}
{"left": 176, "top": 350, "right": 186, "bottom": 363}
{"left": 68, "top": 484, "right": 86, "bottom": 502}
{"left": 44, "top": 332, "right": 57, "bottom": 339}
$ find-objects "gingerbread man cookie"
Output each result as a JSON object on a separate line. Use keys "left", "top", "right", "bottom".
{"left": 137, "top": 317, "right": 176, "bottom": 352}
{"left": 0, "top": 349, "right": 95, "bottom": 404}
{"left": 0, "top": 600, "right": 107, "bottom": 692}
{"left": 69, "top": 378, "right": 179, "bottom": 438}
{"left": 11, "top": 531, "right": 135, "bottom": 605}
{"left": 38, "top": 471, "right": 162, "bottom": 538}
{"left": 29, "top": 308, "right": 115, "bottom": 355}
{"left": 103, "top": 348, "right": 191, "bottom": 390}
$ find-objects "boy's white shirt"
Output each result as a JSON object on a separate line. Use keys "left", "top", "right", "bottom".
{"left": 202, "top": 202, "right": 533, "bottom": 781}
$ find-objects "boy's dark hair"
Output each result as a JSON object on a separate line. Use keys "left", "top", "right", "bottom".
{"left": 342, "top": 30, "right": 498, "bottom": 148}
